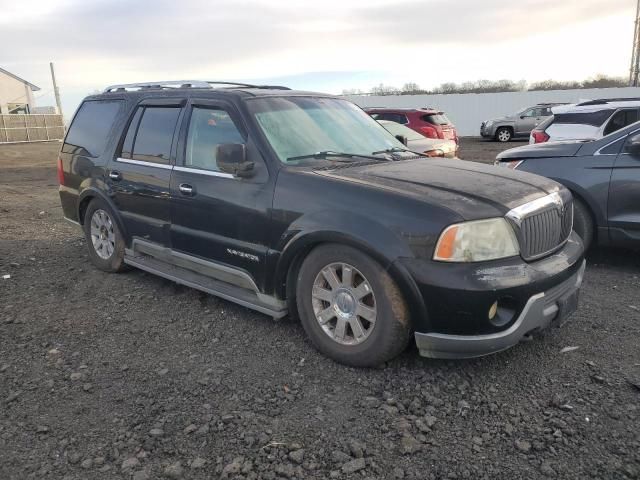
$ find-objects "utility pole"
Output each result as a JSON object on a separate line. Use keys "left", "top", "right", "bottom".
{"left": 630, "top": 0, "right": 640, "bottom": 86}
{"left": 50, "top": 62, "right": 63, "bottom": 118}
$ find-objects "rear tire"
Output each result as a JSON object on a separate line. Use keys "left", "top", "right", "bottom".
{"left": 295, "top": 244, "right": 411, "bottom": 367}
{"left": 572, "top": 197, "right": 594, "bottom": 251}
{"left": 495, "top": 127, "right": 512, "bottom": 142}
{"left": 83, "top": 199, "right": 127, "bottom": 273}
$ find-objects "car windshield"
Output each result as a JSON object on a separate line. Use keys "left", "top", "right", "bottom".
{"left": 247, "top": 96, "right": 406, "bottom": 163}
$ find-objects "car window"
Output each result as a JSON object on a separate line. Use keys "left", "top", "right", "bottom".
{"left": 185, "top": 107, "right": 244, "bottom": 171}
{"left": 554, "top": 109, "right": 614, "bottom": 127}
{"left": 130, "top": 107, "right": 181, "bottom": 164}
{"left": 120, "top": 107, "right": 144, "bottom": 159}
{"left": 379, "top": 121, "right": 423, "bottom": 141}
{"left": 600, "top": 137, "right": 625, "bottom": 155}
{"left": 63, "top": 100, "right": 123, "bottom": 157}
{"left": 376, "top": 113, "right": 408, "bottom": 124}
{"left": 521, "top": 109, "right": 535, "bottom": 117}
{"left": 422, "top": 114, "right": 450, "bottom": 125}
{"left": 604, "top": 110, "right": 639, "bottom": 136}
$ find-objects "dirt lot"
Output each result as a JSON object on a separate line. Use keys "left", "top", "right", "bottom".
{"left": 1, "top": 139, "right": 639, "bottom": 480}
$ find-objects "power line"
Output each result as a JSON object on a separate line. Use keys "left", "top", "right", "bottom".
{"left": 630, "top": 0, "right": 640, "bottom": 86}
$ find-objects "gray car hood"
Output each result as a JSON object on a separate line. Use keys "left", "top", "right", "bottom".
{"left": 497, "top": 141, "right": 586, "bottom": 160}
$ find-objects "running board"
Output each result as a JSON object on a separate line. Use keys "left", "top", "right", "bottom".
{"left": 124, "top": 254, "right": 288, "bottom": 318}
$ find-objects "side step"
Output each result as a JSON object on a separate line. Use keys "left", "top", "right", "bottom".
{"left": 124, "top": 254, "right": 288, "bottom": 318}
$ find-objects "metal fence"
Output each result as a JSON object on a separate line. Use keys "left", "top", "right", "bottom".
{"left": 0, "top": 114, "right": 65, "bottom": 143}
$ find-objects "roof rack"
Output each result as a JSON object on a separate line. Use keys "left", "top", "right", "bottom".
{"left": 103, "top": 80, "right": 290, "bottom": 93}
{"left": 576, "top": 97, "right": 640, "bottom": 106}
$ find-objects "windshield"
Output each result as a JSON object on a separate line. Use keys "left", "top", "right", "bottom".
{"left": 247, "top": 96, "right": 406, "bottom": 163}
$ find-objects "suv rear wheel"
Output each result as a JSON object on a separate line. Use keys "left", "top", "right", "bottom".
{"left": 495, "top": 127, "right": 512, "bottom": 142}
{"left": 296, "top": 244, "right": 410, "bottom": 367}
{"left": 83, "top": 199, "right": 127, "bottom": 272}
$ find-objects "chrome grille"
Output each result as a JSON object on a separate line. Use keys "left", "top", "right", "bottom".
{"left": 506, "top": 192, "right": 573, "bottom": 261}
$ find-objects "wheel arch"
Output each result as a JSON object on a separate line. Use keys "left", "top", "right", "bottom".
{"left": 77, "top": 188, "right": 128, "bottom": 241}
{"left": 275, "top": 230, "right": 427, "bottom": 330}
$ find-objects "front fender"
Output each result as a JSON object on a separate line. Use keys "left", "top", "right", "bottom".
{"left": 270, "top": 210, "right": 428, "bottom": 327}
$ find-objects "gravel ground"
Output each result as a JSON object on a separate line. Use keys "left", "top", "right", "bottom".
{"left": 1, "top": 139, "right": 639, "bottom": 480}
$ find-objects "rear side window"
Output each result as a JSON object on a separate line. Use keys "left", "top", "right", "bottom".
{"left": 373, "top": 113, "right": 408, "bottom": 124}
{"left": 603, "top": 109, "right": 639, "bottom": 136}
{"left": 554, "top": 109, "right": 614, "bottom": 127}
{"left": 63, "top": 100, "right": 122, "bottom": 157}
{"left": 120, "top": 106, "right": 181, "bottom": 164}
{"left": 422, "top": 114, "right": 450, "bottom": 125}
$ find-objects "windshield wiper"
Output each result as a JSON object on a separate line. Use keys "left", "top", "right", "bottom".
{"left": 371, "top": 147, "right": 410, "bottom": 155}
{"left": 287, "top": 151, "right": 390, "bottom": 162}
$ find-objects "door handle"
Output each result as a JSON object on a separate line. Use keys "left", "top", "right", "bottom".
{"left": 109, "top": 171, "right": 122, "bottom": 181}
{"left": 179, "top": 183, "right": 195, "bottom": 196}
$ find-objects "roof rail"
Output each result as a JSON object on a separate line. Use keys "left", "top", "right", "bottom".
{"left": 103, "top": 80, "right": 212, "bottom": 93}
{"left": 103, "top": 80, "right": 291, "bottom": 93}
{"left": 576, "top": 97, "right": 640, "bottom": 106}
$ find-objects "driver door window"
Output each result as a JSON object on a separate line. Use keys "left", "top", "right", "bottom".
{"left": 185, "top": 107, "right": 244, "bottom": 172}
{"left": 604, "top": 110, "right": 639, "bottom": 136}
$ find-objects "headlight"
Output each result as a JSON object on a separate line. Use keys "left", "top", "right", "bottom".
{"left": 434, "top": 218, "right": 519, "bottom": 262}
{"left": 485, "top": 121, "right": 493, "bottom": 128}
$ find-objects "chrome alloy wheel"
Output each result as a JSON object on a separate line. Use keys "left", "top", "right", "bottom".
{"left": 90, "top": 209, "right": 115, "bottom": 260}
{"left": 311, "top": 262, "right": 377, "bottom": 345}
{"left": 497, "top": 129, "right": 511, "bottom": 142}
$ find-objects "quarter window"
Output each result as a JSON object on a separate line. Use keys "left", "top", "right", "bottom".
{"left": 126, "top": 107, "right": 181, "bottom": 164}
{"left": 604, "top": 110, "right": 639, "bottom": 136}
{"left": 63, "top": 100, "right": 123, "bottom": 157}
{"left": 185, "top": 107, "right": 244, "bottom": 171}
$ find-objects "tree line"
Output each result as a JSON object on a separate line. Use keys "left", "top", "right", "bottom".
{"left": 341, "top": 75, "right": 627, "bottom": 96}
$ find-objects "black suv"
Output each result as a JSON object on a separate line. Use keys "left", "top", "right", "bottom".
{"left": 58, "top": 80, "right": 585, "bottom": 367}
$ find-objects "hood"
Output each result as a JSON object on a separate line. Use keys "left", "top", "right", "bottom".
{"left": 497, "top": 141, "right": 586, "bottom": 161}
{"left": 315, "top": 158, "right": 561, "bottom": 220}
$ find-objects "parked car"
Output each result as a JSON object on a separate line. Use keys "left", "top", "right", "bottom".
{"left": 481, "top": 103, "right": 562, "bottom": 142}
{"left": 377, "top": 120, "right": 457, "bottom": 158}
{"left": 366, "top": 107, "right": 458, "bottom": 143}
{"left": 58, "top": 80, "right": 584, "bottom": 367}
{"left": 497, "top": 120, "right": 640, "bottom": 250}
{"left": 529, "top": 98, "right": 640, "bottom": 144}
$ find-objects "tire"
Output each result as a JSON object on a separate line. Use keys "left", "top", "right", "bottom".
{"left": 295, "top": 244, "right": 411, "bottom": 367}
{"left": 572, "top": 196, "right": 594, "bottom": 251}
{"left": 495, "top": 127, "right": 512, "bottom": 142}
{"left": 83, "top": 198, "right": 127, "bottom": 273}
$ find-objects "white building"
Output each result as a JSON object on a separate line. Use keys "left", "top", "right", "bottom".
{"left": 0, "top": 67, "right": 40, "bottom": 114}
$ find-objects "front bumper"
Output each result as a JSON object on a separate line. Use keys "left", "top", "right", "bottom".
{"left": 415, "top": 259, "right": 585, "bottom": 359}
{"left": 480, "top": 124, "right": 494, "bottom": 138}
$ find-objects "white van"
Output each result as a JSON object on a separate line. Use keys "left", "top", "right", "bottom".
{"left": 529, "top": 98, "right": 640, "bottom": 144}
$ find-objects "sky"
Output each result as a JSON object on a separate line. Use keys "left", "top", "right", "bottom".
{"left": 0, "top": 0, "right": 635, "bottom": 117}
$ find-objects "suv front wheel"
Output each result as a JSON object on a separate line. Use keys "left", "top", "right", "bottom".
{"left": 83, "top": 199, "right": 127, "bottom": 273}
{"left": 296, "top": 244, "right": 411, "bottom": 367}
{"left": 495, "top": 127, "right": 512, "bottom": 142}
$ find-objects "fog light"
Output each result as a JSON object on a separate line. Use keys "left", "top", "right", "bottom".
{"left": 488, "top": 301, "right": 498, "bottom": 320}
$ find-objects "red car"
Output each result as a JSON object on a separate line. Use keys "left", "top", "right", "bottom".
{"left": 366, "top": 108, "right": 458, "bottom": 143}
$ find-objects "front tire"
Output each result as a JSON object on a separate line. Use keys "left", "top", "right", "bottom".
{"left": 83, "top": 199, "right": 127, "bottom": 273}
{"left": 495, "top": 127, "right": 512, "bottom": 142}
{"left": 572, "top": 197, "right": 594, "bottom": 251}
{"left": 295, "top": 244, "right": 411, "bottom": 367}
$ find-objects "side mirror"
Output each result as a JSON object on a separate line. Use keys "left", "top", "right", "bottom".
{"left": 395, "top": 134, "right": 408, "bottom": 146}
{"left": 520, "top": 115, "right": 526, "bottom": 119}
{"left": 625, "top": 133, "right": 640, "bottom": 155}
{"left": 216, "top": 144, "right": 254, "bottom": 177}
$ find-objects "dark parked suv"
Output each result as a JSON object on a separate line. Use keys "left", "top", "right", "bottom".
{"left": 58, "top": 80, "right": 585, "bottom": 367}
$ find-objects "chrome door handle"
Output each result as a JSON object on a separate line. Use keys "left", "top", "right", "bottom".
{"left": 179, "top": 183, "right": 194, "bottom": 195}
{"left": 109, "top": 171, "right": 122, "bottom": 181}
